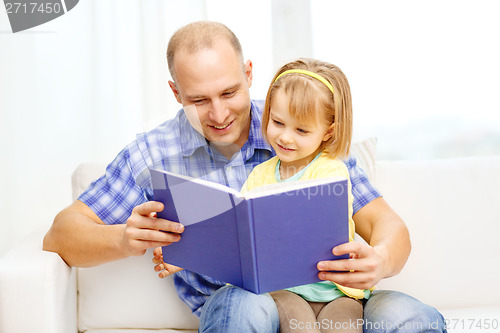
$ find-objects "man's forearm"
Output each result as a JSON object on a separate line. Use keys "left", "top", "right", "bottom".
{"left": 43, "top": 202, "right": 127, "bottom": 267}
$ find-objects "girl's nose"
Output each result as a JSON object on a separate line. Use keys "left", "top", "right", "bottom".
{"left": 279, "top": 130, "right": 293, "bottom": 144}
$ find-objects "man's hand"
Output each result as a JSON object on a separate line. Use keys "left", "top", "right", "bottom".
{"left": 316, "top": 241, "right": 389, "bottom": 290}
{"left": 152, "top": 247, "right": 183, "bottom": 278}
{"left": 121, "top": 201, "right": 185, "bottom": 257}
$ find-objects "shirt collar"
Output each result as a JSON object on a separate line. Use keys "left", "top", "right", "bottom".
{"left": 247, "top": 100, "right": 273, "bottom": 152}
{"left": 178, "top": 111, "right": 210, "bottom": 157}
{"left": 179, "top": 100, "right": 273, "bottom": 157}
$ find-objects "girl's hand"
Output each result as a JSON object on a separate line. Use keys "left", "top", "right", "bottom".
{"left": 152, "top": 247, "right": 183, "bottom": 278}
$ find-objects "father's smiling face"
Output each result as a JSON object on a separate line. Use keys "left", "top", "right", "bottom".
{"left": 169, "top": 37, "right": 254, "bottom": 154}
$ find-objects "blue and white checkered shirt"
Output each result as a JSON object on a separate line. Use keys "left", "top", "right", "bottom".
{"left": 79, "top": 100, "right": 381, "bottom": 317}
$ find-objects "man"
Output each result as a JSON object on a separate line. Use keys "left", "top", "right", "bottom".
{"left": 44, "top": 21, "right": 446, "bottom": 332}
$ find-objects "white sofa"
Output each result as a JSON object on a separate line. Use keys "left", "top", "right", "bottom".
{"left": 1, "top": 156, "right": 500, "bottom": 333}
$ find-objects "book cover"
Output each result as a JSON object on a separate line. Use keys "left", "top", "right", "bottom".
{"left": 150, "top": 168, "right": 349, "bottom": 294}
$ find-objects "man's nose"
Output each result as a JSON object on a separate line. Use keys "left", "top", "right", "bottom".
{"left": 209, "top": 99, "right": 229, "bottom": 124}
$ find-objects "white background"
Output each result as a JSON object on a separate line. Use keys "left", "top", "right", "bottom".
{"left": 1, "top": 0, "right": 499, "bottom": 257}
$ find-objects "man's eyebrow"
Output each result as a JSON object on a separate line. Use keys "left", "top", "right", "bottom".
{"left": 185, "top": 94, "right": 206, "bottom": 100}
{"left": 185, "top": 84, "right": 241, "bottom": 100}
{"left": 223, "top": 83, "right": 241, "bottom": 92}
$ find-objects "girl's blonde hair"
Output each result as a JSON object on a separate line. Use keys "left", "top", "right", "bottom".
{"left": 262, "top": 58, "right": 353, "bottom": 159}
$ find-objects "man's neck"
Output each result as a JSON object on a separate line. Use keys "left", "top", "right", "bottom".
{"left": 210, "top": 142, "right": 242, "bottom": 160}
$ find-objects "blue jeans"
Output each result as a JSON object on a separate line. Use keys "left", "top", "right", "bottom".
{"left": 199, "top": 285, "right": 279, "bottom": 332}
{"left": 363, "top": 290, "right": 447, "bottom": 332}
{"left": 198, "top": 286, "right": 446, "bottom": 333}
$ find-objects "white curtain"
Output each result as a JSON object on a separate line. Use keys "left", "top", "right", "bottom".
{"left": 0, "top": 0, "right": 277, "bottom": 256}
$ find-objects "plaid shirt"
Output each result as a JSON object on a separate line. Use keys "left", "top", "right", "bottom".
{"left": 79, "top": 100, "right": 381, "bottom": 317}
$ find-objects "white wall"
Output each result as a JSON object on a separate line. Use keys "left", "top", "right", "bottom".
{"left": 0, "top": 0, "right": 273, "bottom": 257}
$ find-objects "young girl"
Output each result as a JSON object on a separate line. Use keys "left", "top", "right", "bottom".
{"left": 241, "top": 58, "right": 369, "bottom": 333}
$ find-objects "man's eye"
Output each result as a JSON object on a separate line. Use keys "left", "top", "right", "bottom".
{"left": 193, "top": 99, "right": 206, "bottom": 105}
{"left": 223, "top": 91, "right": 236, "bottom": 97}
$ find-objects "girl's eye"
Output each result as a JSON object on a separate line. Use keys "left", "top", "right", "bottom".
{"left": 297, "top": 128, "right": 309, "bottom": 134}
{"left": 273, "top": 119, "right": 284, "bottom": 126}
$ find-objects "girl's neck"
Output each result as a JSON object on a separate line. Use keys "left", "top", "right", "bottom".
{"left": 279, "top": 163, "right": 304, "bottom": 180}
{"left": 279, "top": 151, "right": 323, "bottom": 180}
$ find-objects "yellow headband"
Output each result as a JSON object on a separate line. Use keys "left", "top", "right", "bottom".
{"left": 274, "top": 69, "right": 334, "bottom": 95}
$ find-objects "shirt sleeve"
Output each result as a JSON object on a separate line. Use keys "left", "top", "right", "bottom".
{"left": 78, "top": 140, "right": 150, "bottom": 225}
{"left": 343, "top": 155, "right": 381, "bottom": 214}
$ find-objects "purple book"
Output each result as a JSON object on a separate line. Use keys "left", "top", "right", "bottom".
{"left": 150, "top": 168, "right": 349, "bottom": 294}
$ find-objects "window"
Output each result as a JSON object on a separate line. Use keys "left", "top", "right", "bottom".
{"left": 311, "top": 0, "right": 500, "bottom": 159}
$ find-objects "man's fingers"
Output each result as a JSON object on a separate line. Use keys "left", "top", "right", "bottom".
{"left": 332, "top": 241, "right": 364, "bottom": 257}
{"left": 132, "top": 228, "right": 181, "bottom": 243}
{"left": 133, "top": 201, "right": 164, "bottom": 216}
{"left": 316, "top": 241, "right": 382, "bottom": 289}
{"left": 154, "top": 219, "right": 184, "bottom": 233}
{"left": 317, "top": 257, "right": 367, "bottom": 273}
{"left": 129, "top": 213, "right": 184, "bottom": 234}
{"left": 122, "top": 202, "right": 185, "bottom": 257}
{"left": 318, "top": 271, "right": 376, "bottom": 290}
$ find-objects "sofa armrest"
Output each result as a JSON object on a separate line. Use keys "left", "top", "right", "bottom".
{"left": 0, "top": 226, "right": 77, "bottom": 333}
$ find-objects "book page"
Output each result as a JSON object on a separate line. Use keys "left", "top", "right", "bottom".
{"left": 150, "top": 168, "right": 244, "bottom": 225}
{"left": 243, "top": 176, "right": 346, "bottom": 199}
{"left": 151, "top": 168, "right": 242, "bottom": 196}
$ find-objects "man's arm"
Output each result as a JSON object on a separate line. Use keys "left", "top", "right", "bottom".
{"left": 317, "top": 197, "right": 411, "bottom": 289}
{"left": 43, "top": 200, "right": 184, "bottom": 267}
{"left": 353, "top": 196, "right": 411, "bottom": 278}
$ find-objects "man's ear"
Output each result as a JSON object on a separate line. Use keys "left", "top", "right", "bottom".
{"left": 244, "top": 60, "right": 253, "bottom": 88}
{"left": 168, "top": 81, "right": 183, "bottom": 104}
{"left": 323, "top": 123, "right": 335, "bottom": 141}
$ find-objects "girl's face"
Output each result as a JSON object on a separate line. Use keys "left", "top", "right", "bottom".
{"left": 267, "top": 89, "right": 333, "bottom": 173}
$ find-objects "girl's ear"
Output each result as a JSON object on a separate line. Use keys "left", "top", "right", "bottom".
{"left": 323, "top": 123, "right": 335, "bottom": 141}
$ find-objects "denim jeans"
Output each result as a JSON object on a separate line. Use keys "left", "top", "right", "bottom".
{"left": 198, "top": 286, "right": 447, "bottom": 333}
{"left": 199, "top": 285, "right": 279, "bottom": 332}
{"left": 363, "top": 290, "right": 447, "bottom": 332}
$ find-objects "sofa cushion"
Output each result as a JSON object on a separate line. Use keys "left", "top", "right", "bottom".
{"left": 74, "top": 166, "right": 199, "bottom": 331}
{"left": 350, "top": 137, "right": 377, "bottom": 183}
{"left": 375, "top": 156, "right": 500, "bottom": 312}
{"left": 78, "top": 249, "right": 199, "bottom": 331}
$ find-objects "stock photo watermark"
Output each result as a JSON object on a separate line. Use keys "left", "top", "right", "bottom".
{"left": 3, "top": 0, "right": 79, "bottom": 33}
{"left": 283, "top": 182, "right": 346, "bottom": 201}
{"left": 289, "top": 317, "right": 499, "bottom": 331}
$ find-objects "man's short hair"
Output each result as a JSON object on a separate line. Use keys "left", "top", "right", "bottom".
{"left": 167, "top": 21, "right": 244, "bottom": 80}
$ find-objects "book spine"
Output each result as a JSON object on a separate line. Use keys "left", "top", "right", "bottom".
{"left": 234, "top": 198, "right": 259, "bottom": 293}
